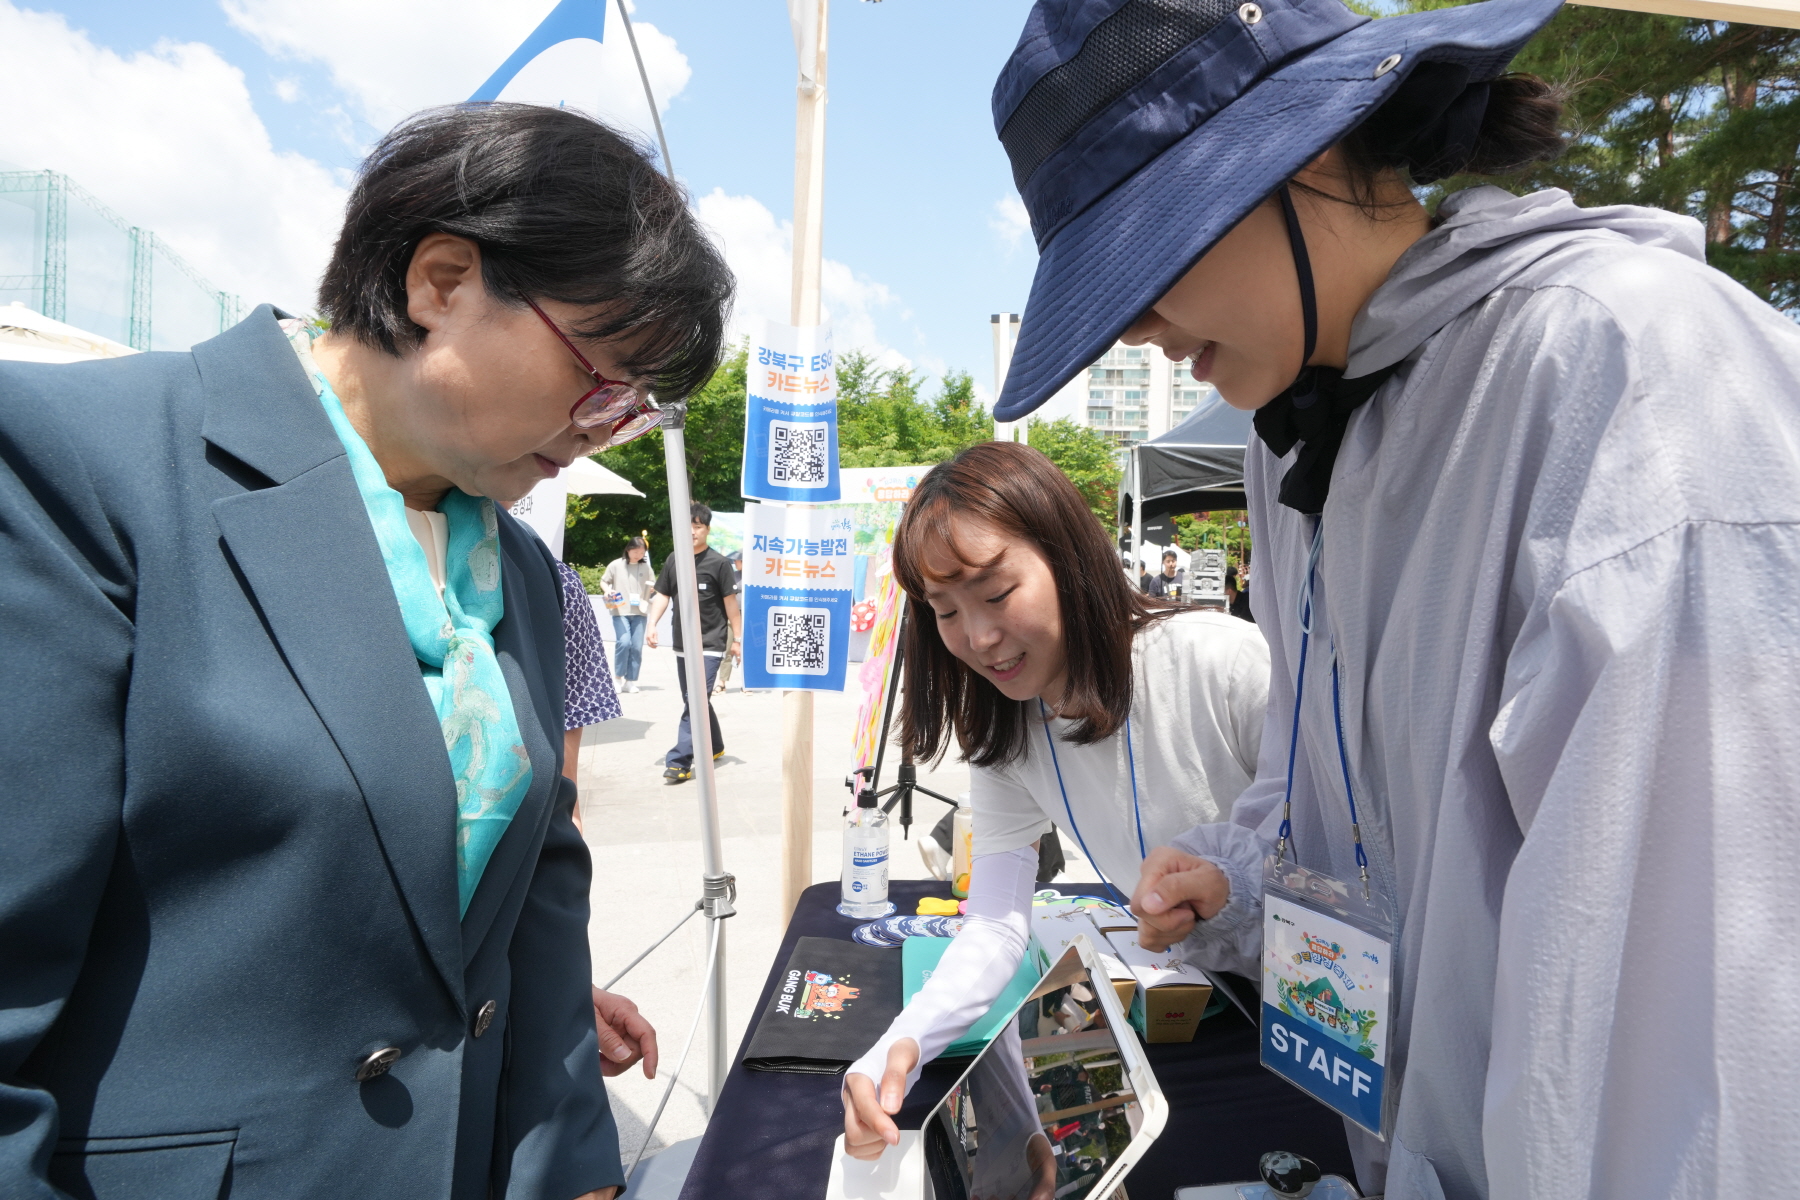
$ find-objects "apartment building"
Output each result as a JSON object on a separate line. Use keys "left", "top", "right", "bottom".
{"left": 1041, "top": 340, "right": 1220, "bottom": 450}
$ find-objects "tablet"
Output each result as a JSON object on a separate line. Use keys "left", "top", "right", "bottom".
{"left": 930, "top": 936, "right": 1167, "bottom": 1200}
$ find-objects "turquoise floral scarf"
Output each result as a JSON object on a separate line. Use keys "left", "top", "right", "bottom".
{"left": 285, "top": 323, "right": 533, "bottom": 915}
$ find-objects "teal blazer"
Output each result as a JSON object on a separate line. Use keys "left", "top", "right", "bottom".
{"left": 0, "top": 308, "right": 620, "bottom": 1199}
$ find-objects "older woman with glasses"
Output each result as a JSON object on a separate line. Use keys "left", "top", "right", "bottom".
{"left": 0, "top": 104, "right": 731, "bottom": 1200}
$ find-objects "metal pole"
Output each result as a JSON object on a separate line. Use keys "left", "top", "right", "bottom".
{"left": 658, "top": 402, "right": 736, "bottom": 1109}
{"left": 1131, "top": 447, "right": 1143, "bottom": 589}
{"left": 781, "top": 0, "right": 829, "bottom": 922}
{"left": 612, "top": 4, "right": 736, "bottom": 1112}
{"left": 612, "top": 0, "right": 674, "bottom": 177}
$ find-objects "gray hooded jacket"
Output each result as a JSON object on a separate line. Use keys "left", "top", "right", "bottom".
{"left": 1175, "top": 187, "right": 1800, "bottom": 1200}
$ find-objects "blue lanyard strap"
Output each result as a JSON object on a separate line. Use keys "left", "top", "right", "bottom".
{"left": 1275, "top": 522, "right": 1324, "bottom": 864}
{"left": 1278, "top": 519, "right": 1372, "bottom": 900}
{"left": 1330, "top": 657, "right": 1371, "bottom": 893}
{"left": 1039, "top": 702, "right": 1144, "bottom": 907}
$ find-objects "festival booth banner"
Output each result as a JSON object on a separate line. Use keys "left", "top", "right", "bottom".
{"left": 743, "top": 502, "right": 854, "bottom": 691}
{"left": 742, "top": 321, "right": 841, "bottom": 503}
{"left": 836, "top": 465, "right": 933, "bottom": 774}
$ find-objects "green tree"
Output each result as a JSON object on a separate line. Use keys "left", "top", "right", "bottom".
{"left": 564, "top": 345, "right": 1124, "bottom": 562}
{"left": 836, "top": 352, "right": 994, "bottom": 465}
{"left": 1025, "top": 416, "right": 1120, "bottom": 527}
{"left": 1406, "top": 1, "right": 1800, "bottom": 308}
{"left": 562, "top": 344, "right": 749, "bottom": 567}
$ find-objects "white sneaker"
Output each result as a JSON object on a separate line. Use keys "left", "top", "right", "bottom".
{"left": 625, "top": 681, "right": 639, "bottom": 694}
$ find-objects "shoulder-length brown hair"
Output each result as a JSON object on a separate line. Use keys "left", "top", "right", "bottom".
{"left": 892, "top": 441, "right": 1174, "bottom": 769}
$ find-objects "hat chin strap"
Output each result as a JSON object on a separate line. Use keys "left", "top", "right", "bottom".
{"left": 1275, "top": 183, "right": 1319, "bottom": 375}
{"left": 1251, "top": 184, "right": 1402, "bottom": 516}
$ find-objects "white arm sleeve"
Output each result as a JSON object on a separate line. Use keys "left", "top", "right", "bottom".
{"left": 844, "top": 843, "right": 1038, "bottom": 1095}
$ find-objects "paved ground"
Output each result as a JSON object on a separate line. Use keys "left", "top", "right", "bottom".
{"left": 573, "top": 627, "right": 1101, "bottom": 1168}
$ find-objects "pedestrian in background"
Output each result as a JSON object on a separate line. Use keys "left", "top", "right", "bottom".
{"left": 552, "top": 559, "right": 663, "bottom": 1086}
{"left": 646, "top": 502, "right": 742, "bottom": 783}
{"left": 555, "top": 560, "right": 621, "bottom": 797}
{"left": 1144, "top": 548, "right": 1184, "bottom": 599}
{"left": 1225, "top": 564, "right": 1253, "bottom": 623}
{"left": 601, "top": 536, "right": 654, "bottom": 693}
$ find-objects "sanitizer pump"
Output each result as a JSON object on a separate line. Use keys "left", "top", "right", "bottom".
{"left": 838, "top": 788, "right": 895, "bottom": 919}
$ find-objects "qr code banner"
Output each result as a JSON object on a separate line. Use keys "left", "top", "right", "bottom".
{"left": 768, "top": 420, "right": 830, "bottom": 488}
{"left": 743, "top": 319, "right": 839, "bottom": 502}
{"left": 767, "top": 607, "right": 830, "bottom": 675}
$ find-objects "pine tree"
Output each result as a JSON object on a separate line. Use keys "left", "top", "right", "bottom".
{"left": 1408, "top": 1, "right": 1800, "bottom": 309}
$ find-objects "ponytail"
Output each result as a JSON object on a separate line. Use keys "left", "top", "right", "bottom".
{"left": 1347, "top": 64, "right": 1566, "bottom": 184}
{"left": 1458, "top": 73, "right": 1566, "bottom": 178}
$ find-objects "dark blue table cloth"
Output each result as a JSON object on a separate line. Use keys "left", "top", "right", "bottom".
{"left": 677, "top": 880, "right": 1353, "bottom": 1199}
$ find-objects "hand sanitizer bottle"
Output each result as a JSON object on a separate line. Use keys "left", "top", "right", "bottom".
{"left": 838, "top": 790, "right": 895, "bottom": 918}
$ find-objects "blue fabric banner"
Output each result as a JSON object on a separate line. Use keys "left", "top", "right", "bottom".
{"left": 469, "top": 0, "right": 608, "bottom": 102}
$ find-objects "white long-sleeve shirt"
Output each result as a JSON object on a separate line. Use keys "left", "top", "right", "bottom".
{"left": 847, "top": 611, "right": 1268, "bottom": 1092}
{"left": 1173, "top": 186, "right": 1800, "bottom": 1199}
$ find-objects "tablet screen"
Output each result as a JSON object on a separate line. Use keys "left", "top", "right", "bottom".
{"left": 923, "top": 948, "right": 1146, "bottom": 1200}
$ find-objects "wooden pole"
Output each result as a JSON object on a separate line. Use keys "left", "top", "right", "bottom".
{"left": 991, "top": 313, "right": 1019, "bottom": 443}
{"left": 1571, "top": 0, "right": 1800, "bottom": 27}
{"left": 782, "top": 0, "right": 828, "bottom": 921}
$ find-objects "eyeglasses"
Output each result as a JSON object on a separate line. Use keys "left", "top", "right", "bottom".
{"left": 525, "top": 298, "right": 662, "bottom": 447}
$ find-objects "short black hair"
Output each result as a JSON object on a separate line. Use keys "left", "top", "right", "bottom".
{"left": 1162, "top": 549, "right": 1177, "bottom": 561}
{"left": 318, "top": 103, "right": 733, "bottom": 401}
{"left": 690, "top": 502, "right": 712, "bottom": 527}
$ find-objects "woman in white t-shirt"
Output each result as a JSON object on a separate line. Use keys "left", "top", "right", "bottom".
{"left": 841, "top": 440, "right": 1268, "bottom": 1159}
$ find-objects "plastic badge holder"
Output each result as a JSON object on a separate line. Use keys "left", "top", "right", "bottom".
{"left": 1259, "top": 855, "right": 1397, "bottom": 1140}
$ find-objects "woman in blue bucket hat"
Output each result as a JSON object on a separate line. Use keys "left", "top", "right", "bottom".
{"left": 846, "top": 0, "right": 1800, "bottom": 1195}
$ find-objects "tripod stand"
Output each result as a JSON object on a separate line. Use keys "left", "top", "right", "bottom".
{"left": 846, "top": 605, "right": 957, "bottom": 840}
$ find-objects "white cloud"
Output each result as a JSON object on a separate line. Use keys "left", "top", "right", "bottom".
{"left": 0, "top": 1, "right": 346, "bottom": 314}
{"left": 991, "top": 193, "right": 1031, "bottom": 252}
{"left": 222, "top": 0, "right": 691, "bottom": 149}
{"left": 272, "top": 75, "right": 301, "bottom": 103}
{"left": 693, "top": 188, "right": 909, "bottom": 372}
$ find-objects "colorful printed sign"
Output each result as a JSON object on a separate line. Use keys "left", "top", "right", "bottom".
{"left": 1261, "top": 892, "right": 1391, "bottom": 1134}
{"left": 772, "top": 967, "right": 862, "bottom": 1021}
{"left": 741, "top": 320, "right": 840, "bottom": 502}
{"left": 743, "top": 502, "right": 853, "bottom": 691}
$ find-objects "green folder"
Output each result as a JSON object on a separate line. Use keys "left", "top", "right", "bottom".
{"left": 901, "top": 936, "right": 1043, "bottom": 1058}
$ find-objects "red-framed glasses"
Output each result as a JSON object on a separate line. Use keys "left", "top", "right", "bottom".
{"left": 525, "top": 298, "right": 662, "bottom": 447}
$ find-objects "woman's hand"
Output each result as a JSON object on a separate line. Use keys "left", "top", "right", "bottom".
{"left": 593, "top": 987, "right": 659, "bottom": 1078}
{"left": 1131, "top": 847, "right": 1230, "bottom": 952}
{"left": 842, "top": 1038, "right": 920, "bottom": 1160}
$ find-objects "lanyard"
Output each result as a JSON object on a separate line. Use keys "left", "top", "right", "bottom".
{"left": 1039, "top": 701, "right": 1144, "bottom": 906}
{"left": 1274, "top": 519, "right": 1372, "bottom": 899}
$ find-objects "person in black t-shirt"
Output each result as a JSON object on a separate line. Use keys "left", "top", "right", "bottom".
{"left": 646, "top": 502, "right": 742, "bottom": 782}
{"left": 1144, "top": 549, "right": 1184, "bottom": 599}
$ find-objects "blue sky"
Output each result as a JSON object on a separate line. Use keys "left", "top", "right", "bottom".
{"left": 3, "top": 0, "right": 1043, "bottom": 398}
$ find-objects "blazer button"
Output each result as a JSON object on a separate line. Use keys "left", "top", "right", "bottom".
{"left": 355, "top": 1047, "right": 402, "bottom": 1082}
{"left": 473, "top": 1000, "right": 497, "bottom": 1038}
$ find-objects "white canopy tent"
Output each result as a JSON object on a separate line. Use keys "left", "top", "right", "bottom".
{"left": 0, "top": 302, "right": 136, "bottom": 364}
{"left": 507, "top": 458, "right": 645, "bottom": 560}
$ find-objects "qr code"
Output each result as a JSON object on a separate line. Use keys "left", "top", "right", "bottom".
{"left": 768, "top": 420, "right": 829, "bottom": 488}
{"left": 768, "top": 607, "right": 830, "bottom": 675}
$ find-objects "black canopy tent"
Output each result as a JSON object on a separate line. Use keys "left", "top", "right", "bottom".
{"left": 1118, "top": 392, "right": 1255, "bottom": 569}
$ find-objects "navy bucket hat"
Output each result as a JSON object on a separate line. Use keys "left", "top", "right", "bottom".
{"left": 991, "top": 0, "right": 1564, "bottom": 421}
